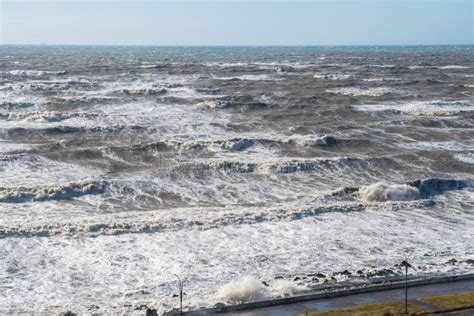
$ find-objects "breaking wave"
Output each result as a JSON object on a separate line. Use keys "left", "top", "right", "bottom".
{"left": 0, "top": 200, "right": 434, "bottom": 238}
{"left": 0, "top": 101, "right": 35, "bottom": 110}
{"left": 180, "top": 156, "right": 391, "bottom": 174}
{"left": 216, "top": 277, "right": 267, "bottom": 304}
{"left": 4, "top": 125, "right": 147, "bottom": 137}
{"left": 120, "top": 87, "right": 167, "bottom": 95}
{"left": 356, "top": 179, "right": 467, "bottom": 202}
{"left": 134, "top": 138, "right": 269, "bottom": 153}
{"left": 216, "top": 276, "right": 306, "bottom": 305}
{"left": 356, "top": 100, "right": 472, "bottom": 115}
{"left": 0, "top": 180, "right": 107, "bottom": 203}
{"left": 438, "top": 65, "right": 470, "bottom": 69}
{"left": 313, "top": 73, "right": 358, "bottom": 80}
{"left": 7, "top": 70, "right": 67, "bottom": 76}
{"left": 133, "top": 135, "right": 337, "bottom": 154}
{"left": 358, "top": 183, "right": 421, "bottom": 202}
{"left": 285, "top": 134, "right": 337, "bottom": 147}
{"left": 326, "top": 87, "right": 397, "bottom": 96}
{"left": 198, "top": 95, "right": 272, "bottom": 110}
{"left": 1, "top": 112, "right": 98, "bottom": 123}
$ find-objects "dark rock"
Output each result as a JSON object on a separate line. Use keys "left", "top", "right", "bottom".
{"left": 316, "top": 273, "right": 326, "bottom": 278}
{"left": 356, "top": 270, "right": 364, "bottom": 275}
{"left": 262, "top": 281, "right": 269, "bottom": 287}
{"left": 146, "top": 308, "right": 157, "bottom": 316}
{"left": 63, "top": 312, "right": 77, "bottom": 316}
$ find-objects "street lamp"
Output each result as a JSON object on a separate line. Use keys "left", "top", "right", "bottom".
{"left": 400, "top": 260, "right": 412, "bottom": 315}
{"left": 174, "top": 274, "right": 184, "bottom": 316}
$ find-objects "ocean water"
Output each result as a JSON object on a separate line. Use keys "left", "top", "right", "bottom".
{"left": 0, "top": 45, "right": 473, "bottom": 314}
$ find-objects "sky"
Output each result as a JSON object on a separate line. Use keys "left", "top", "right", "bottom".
{"left": 1, "top": 0, "right": 472, "bottom": 45}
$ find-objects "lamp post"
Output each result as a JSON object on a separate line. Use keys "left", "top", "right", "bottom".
{"left": 400, "top": 260, "right": 412, "bottom": 315}
{"left": 174, "top": 274, "right": 184, "bottom": 316}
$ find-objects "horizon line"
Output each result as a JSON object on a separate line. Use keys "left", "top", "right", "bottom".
{"left": 1, "top": 43, "right": 473, "bottom": 47}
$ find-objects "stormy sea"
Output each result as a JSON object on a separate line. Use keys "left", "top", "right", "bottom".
{"left": 0, "top": 45, "right": 473, "bottom": 314}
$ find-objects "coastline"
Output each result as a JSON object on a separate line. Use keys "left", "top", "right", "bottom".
{"left": 167, "top": 273, "right": 474, "bottom": 315}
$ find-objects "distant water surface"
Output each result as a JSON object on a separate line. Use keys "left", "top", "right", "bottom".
{"left": 0, "top": 45, "right": 473, "bottom": 314}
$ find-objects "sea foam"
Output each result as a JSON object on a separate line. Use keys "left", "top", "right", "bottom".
{"left": 358, "top": 182, "right": 421, "bottom": 202}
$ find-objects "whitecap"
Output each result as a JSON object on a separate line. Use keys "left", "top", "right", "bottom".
{"left": 326, "top": 87, "right": 396, "bottom": 96}
{"left": 358, "top": 182, "right": 421, "bottom": 202}
{"left": 438, "top": 65, "right": 470, "bottom": 69}
{"left": 356, "top": 100, "right": 472, "bottom": 115}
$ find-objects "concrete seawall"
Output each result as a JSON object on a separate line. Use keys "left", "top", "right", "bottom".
{"left": 165, "top": 273, "right": 474, "bottom": 315}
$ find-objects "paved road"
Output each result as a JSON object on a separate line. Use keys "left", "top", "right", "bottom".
{"left": 223, "top": 279, "right": 474, "bottom": 315}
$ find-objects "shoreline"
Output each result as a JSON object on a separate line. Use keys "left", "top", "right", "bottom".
{"left": 165, "top": 273, "right": 474, "bottom": 315}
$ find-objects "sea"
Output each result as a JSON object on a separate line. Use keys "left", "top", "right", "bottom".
{"left": 0, "top": 45, "right": 473, "bottom": 314}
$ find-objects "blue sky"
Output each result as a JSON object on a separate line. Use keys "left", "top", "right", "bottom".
{"left": 1, "top": 0, "right": 472, "bottom": 45}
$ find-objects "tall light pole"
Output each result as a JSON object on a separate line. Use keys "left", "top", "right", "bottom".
{"left": 401, "top": 260, "right": 412, "bottom": 315}
{"left": 174, "top": 274, "right": 184, "bottom": 316}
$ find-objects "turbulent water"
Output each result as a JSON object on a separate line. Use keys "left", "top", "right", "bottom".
{"left": 0, "top": 45, "right": 473, "bottom": 314}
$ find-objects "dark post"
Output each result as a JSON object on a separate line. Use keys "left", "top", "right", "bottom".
{"left": 405, "top": 264, "right": 408, "bottom": 314}
{"left": 401, "top": 260, "right": 411, "bottom": 315}
{"left": 174, "top": 274, "right": 184, "bottom": 316}
{"left": 180, "top": 286, "right": 183, "bottom": 316}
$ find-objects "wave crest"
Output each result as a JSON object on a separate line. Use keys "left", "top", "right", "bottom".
{"left": 358, "top": 183, "right": 421, "bottom": 202}
{"left": 357, "top": 178, "right": 467, "bottom": 202}
{"left": 0, "top": 180, "right": 107, "bottom": 203}
{"left": 0, "top": 200, "right": 435, "bottom": 238}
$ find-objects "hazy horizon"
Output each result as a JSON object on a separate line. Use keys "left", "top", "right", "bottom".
{"left": 1, "top": 0, "right": 472, "bottom": 46}
{"left": 1, "top": 44, "right": 474, "bottom": 47}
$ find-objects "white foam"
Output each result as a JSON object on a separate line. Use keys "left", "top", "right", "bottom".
{"left": 0, "top": 142, "right": 34, "bottom": 154}
{"left": 356, "top": 100, "right": 473, "bottom": 115}
{"left": 202, "top": 61, "right": 249, "bottom": 68}
{"left": 2, "top": 205, "right": 473, "bottom": 314}
{"left": 358, "top": 182, "right": 421, "bottom": 202}
{"left": 454, "top": 153, "right": 474, "bottom": 164}
{"left": 0, "top": 180, "right": 106, "bottom": 203}
{"left": 216, "top": 277, "right": 267, "bottom": 304}
{"left": 139, "top": 64, "right": 162, "bottom": 69}
{"left": 284, "top": 134, "right": 336, "bottom": 147}
{"left": 3, "top": 111, "right": 96, "bottom": 123}
{"left": 269, "top": 279, "right": 306, "bottom": 297}
{"left": 438, "top": 65, "right": 470, "bottom": 69}
{"left": 313, "top": 73, "right": 356, "bottom": 80}
{"left": 326, "top": 87, "right": 396, "bottom": 96}
{"left": 0, "top": 154, "right": 103, "bottom": 187}
{"left": 7, "top": 70, "right": 66, "bottom": 76}
{"left": 398, "top": 141, "right": 473, "bottom": 151}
